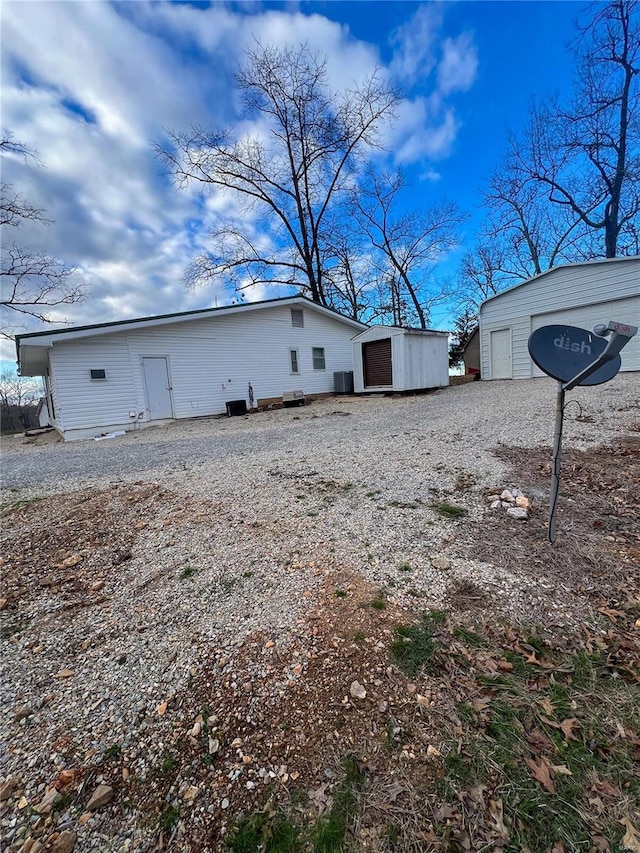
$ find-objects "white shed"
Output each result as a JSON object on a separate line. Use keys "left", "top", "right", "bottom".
{"left": 352, "top": 325, "right": 449, "bottom": 393}
{"left": 479, "top": 257, "right": 640, "bottom": 380}
{"left": 16, "top": 296, "right": 365, "bottom": 441}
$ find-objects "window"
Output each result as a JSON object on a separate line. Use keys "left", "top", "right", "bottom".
{"left": 90, "top": 369, "right": 107, "bottom": 381}
{"left": 289, "top": 349, "right": 300, "bottom": 374}
{"left": 312, "top": 347, "right": 326, "bottom": 370}
{"left": 291, "top": 308, "right": 304, "bottom": 328}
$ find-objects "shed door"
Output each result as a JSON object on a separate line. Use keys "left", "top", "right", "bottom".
{"left": 142, "top": 357, "right": 173, "bottom": 419}
{"left": 490, "top": 329, "right": 512, "bottom": 379}
{"left": 363, "top": 338, "right": 392, "bottom": 387}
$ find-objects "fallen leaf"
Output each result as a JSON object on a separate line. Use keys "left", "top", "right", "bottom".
{"left": 467, "top": 784, "right": 486, "bottom": 805}
{"left": 525, "top": 756, "right": 556, "bottom": 793}
{"left": 433, "top": 804, "right": 457, "bottom": 821}
{"left": 551, "top": 764, "right": 573, "bottom": 776}
{"left": 526, "top": 728, "right": 555, "bottom": 753}
{"left": 598, "top": 607, "right": 624, "bottom": 622}
{"left": 156, "top": 701, "right": 167, "bottom": 716}
{"left": 588, "top": 795, "right": 605, "bottom": 813}
{"left": 560, "top": 718, "right": 579, "bottom": 742}
{"left": 619, "top": 817, "right": 640, "bottom": 853}
{"left": 597, "top": 779, "right": 620, "bottom": 798}
{"left": 536, "top": 697, "right": 555, "bottom": 716}
{"left": 488, "top": 798, "right": 509, "bottom": 840}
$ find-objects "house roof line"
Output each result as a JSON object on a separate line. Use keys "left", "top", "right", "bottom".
{"left": 15, "top": 295, "right": 366, "bottom": 359}
{"left": 478, "top": 256, "right": 640, "bottom": 312}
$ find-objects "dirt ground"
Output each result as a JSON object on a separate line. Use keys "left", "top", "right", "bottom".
{"left": 1, "top": 418, "right": 639, "bottom": 852}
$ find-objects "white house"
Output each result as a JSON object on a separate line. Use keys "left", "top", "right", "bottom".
{"left": 16, "top": 296, "right": 365, "bottom": 441}
{"left": 479, "top": 257, "right": 640, "bottom": 380}
{"left": 352, "top": 325, "right": 449, "bottom": 393}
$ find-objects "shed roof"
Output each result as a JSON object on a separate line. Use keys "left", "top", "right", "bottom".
{"left": 352, "top": 324, "right": 448, "bottom": 342}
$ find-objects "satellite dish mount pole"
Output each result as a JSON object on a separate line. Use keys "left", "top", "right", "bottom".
{"left": 546, "top": 322, "right": 637, "bottom": 544}
{"left": 548, "top": 383, "right": 565, "bottom": 544}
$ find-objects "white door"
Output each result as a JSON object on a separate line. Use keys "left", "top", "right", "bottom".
{"left": 142, "top": 357, "right": 173, "bottom": 419}
{"left": 490, "top": 329, "right": 512, "bottom": 379}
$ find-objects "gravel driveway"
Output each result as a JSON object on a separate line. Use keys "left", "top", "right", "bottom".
{"left": 1, "top": 374, "right": 638, "bottom": 853}
{"left": 2, "top": 374, "right": 638, "bottom": 497}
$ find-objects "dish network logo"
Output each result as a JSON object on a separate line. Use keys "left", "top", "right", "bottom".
{"left": 553, "top": 333, "right": 592, "bottom": 355}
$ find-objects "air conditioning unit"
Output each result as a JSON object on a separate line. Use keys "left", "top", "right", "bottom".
{"left": 333, "top": 371, "right": 354, "bottom": 394}
{"left": 283, "top": 389, "right": 305, "bottom": 408}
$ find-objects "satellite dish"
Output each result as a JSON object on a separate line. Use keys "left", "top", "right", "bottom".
{"left": 528, "top": 325, "right": 621, "bottom": 386}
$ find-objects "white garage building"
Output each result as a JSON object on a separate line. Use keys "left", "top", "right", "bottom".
{"left": 479, "top": 257, "right": 640, "bottom": 380}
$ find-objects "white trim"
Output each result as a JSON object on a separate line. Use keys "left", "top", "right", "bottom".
{"left": 312, "top": 346, "right": 326, "bottom": 371}
{"left": 289, "top": 347, "right": 300, "bottom": 374}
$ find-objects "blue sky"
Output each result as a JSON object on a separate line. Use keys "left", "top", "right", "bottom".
{"left": 1, "top": 0, "right": 583, "bottom": 368}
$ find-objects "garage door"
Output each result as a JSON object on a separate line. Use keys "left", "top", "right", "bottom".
{"left": 531, "top": 297, "right": 640, "bottom": 376}
{"left": 490, "top": 329, "right": 512, "bottom": 379}
{"left": 363, "top": 338, "right": 392, "bottom": 387}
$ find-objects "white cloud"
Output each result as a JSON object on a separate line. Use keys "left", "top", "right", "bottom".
{"left": 438, "top": 33, "right": 479, "bottom": 95}
{"left": 389, "top": 4, "right": 444, "bottom": 85}
{"left": 1, "top": 0, "right": 479, "bottom": 366}
{"left": 383, "top": 96, "right": 459, "bottom": 163}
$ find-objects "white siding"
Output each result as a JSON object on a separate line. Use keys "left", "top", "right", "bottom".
{"left": 353, "top": 326, "right": 449, "bottom": 392}
{"left": 49, "top": 333, "right": 139, "bottom": 431}
{"left": 48, "top": 303, "right": 360, "bottom": 439}
{"left": 480, "top": 258, "right": 640, "bottom": 380}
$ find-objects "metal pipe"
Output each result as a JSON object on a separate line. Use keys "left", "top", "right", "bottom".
{"left": 549, "top": 383, "right": 565, "bottom": 543}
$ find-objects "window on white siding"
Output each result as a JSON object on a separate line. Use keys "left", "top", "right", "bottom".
{"left": 312, "top": 347, "right": 326, "bottom": 370}
{"left": 289, "top": 349, "right": 300, "bottom": 374}
{"left": 291, "top": 308, "right": 304, "bottom": 328}
{"left": 90, "top": 369, "right": 107, "bottom": 381}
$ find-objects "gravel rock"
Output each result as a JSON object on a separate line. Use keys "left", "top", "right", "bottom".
{"left": 85, "top": 784, "right": 113, "bottom": 811}
{"left": 0, "top": 375, "right": 637, "bottom": 851}
{"left": 349, "top": 681, "right": 367, "bottom": 700}
{"left": 506, "top": 507, "right": 530, "bottom": 520}
{"left": 51, "top": 831, "right": 76, "bottom": 853}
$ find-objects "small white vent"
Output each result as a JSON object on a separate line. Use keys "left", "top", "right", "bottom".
{"left": 291, "top": 308, "right": 304, "bottom": 328}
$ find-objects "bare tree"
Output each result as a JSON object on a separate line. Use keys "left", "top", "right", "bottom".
{"left": 157, "top": 42, "right": 399, "bottom": 305}
{"left": 1, "top": 133, "right": 86, "bottom": 338}
{"left": 317, "top": 214, "right": 381, "bottom": 321}
{"left": 352, "top": 167, "right": 465, "bottom": 329}
{"left": 0, "top": 369, "right": 40, "bottom": 433}
{"left": 508, "top": 1, "right": 640, "bottom": 259}
{"left": 457, "top": 243, "right": 511, "bottom": 308}
{"left": 482, "top": 153, "right": 588, "bottom": 279}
